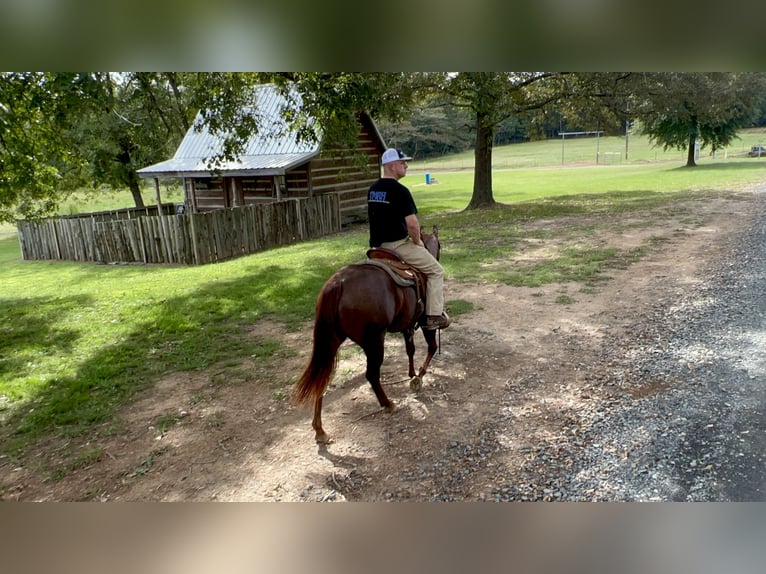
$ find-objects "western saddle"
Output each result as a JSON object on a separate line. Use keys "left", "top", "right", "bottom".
{"left": 365, "top": 247, "right": 427, "bottom": 326}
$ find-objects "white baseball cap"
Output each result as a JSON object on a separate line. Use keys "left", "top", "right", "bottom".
{"left": 381, "top": 148, "right": 413, "bottom": 165}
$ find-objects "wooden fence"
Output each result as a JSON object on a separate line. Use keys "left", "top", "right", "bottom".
{"left": 17, "top": 194, "right": 341, "bottom": 265}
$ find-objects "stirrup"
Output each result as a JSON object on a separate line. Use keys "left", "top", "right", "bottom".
{"left": 424, "top": 313, "right": 451, "bottom": 330}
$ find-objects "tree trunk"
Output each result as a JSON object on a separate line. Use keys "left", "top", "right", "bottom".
{"left": 467, "top": 111, "right": 497, "bottom": 209}
{"left": 686, "top": 128, "right": 697, "bottom": 167}
{"left": 128, "top": 172, "right": 145, "bottom": 208}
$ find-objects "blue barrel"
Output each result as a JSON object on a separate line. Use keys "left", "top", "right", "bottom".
{"left": 425, "top": 173, "right": 431, "bottom": 184}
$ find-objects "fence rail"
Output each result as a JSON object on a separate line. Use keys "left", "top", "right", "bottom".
{"left": 57, "top": 203, "right": 181, "bottom": 221}
{"left": 17, "top": 195, "right": 341, "bottom": 265}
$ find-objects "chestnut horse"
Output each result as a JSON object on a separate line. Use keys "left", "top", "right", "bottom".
{"left": 293, "top": 227, "right": 442, "bottom": 443}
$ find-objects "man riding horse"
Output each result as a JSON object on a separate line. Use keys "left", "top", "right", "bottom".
{"left": 292, "top": 148, "right": 450, "bottom": 442}
{"left": 367, "top": 148, "right": 451, "bottom": 331}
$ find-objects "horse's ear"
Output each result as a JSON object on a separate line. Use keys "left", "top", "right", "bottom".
{"left": 432, "top": 225, "right": 438, "bottom": 238}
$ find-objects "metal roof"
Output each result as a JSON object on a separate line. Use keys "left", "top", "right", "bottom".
{"left": 138, "top": 84, "right": 320, "bottom": 178}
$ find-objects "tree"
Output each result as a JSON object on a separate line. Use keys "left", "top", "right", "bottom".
{"left": 273, "top": 72, "right": 429, "bottom": 160}
{"left": 0, "top": 72, "right": 268, "bottom": 221}
{"left": 378, "top": 103, "right": 476, "bottom": 159}
{"left": 0, "top": 73, "right": 92, "bottom": 222}
{"left": 635, "top": 72, "right": 766, "bottom": 167}
{"left": 70, "top": 72, "right": 234, "bottom": 208}
{"left": 0, "top": 72, "right": 195, "bottom": 221}
{"left": 442, "top": 72, "right": 571, "bottom": 209}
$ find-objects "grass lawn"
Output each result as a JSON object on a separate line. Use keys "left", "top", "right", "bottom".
{"left": 1, "top": 131, "right": 764, "bottom": 472}
{"left": 409, "top": 128, "right": 766, "bottom": 172}
{"left": 406, "top": 161, "right": 766, "bottom": 216}
{"left": 0, "top": 230, "right": 367, "bottom": 459}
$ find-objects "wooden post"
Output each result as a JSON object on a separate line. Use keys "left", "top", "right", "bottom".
{"left": 294, "top": 198, "right": 304, "bottom": 240}
{"left": 188, "top": 179, "right": 198, "bottom": 213}
{"left": 231, "top": 178, "right": 239, "bottom": 207}
{"left": 154, "top": 178, "right": 164, "bottom": 216}
{"left": 138, "top": 218, "right": 148, "bottom": 264}
{"left": 188, "top": 211, "right": 200, "bottom": 265}
{"left": 51, "top": 219, "right": 62, "bottom": 260}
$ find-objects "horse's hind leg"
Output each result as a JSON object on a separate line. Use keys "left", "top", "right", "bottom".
{"left": 312, "top": 395, "right": 331, "bottom": 444}
{"left": 364, "top": 335, "right": 394, "bottom": 411}
{"left": 306, "top": 331, "right": 345, "bottom": 445}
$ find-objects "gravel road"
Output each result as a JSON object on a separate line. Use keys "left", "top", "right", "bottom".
{"left": 556, "top": 190, "right": 766, "bottom": 501}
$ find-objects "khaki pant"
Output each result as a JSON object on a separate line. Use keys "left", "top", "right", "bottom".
{"left": 381, "top": 236, "right": 444, "bottom": 316}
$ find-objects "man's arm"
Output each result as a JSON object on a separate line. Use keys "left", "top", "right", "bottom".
{"left": 405, "top": 213, "right": 423, "bottom": 246}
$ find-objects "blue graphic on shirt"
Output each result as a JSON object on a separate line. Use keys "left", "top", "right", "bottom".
{"left": 369, "top": 190, "right": 388, "bottom": 203}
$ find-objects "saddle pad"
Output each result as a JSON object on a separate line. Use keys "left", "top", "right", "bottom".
{"left": 362, "top": 259, "right": 415, "bottom": 288}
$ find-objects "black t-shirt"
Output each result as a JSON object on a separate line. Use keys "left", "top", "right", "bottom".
{"left": 367, "top": 177, "right": 418, "bottom": 247}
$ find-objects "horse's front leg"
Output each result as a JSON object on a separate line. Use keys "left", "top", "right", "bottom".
{"left": 410, "top": 328, "right": 439, "bottom": 391}
{"left": 403, "top": 328, "right": 416, "bottom": 378}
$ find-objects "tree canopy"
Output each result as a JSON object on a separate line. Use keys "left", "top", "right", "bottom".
{"left": 1, "top": 72, "right": 202, "bottom": 221}
{"left": 0, "top": 73, "right": 86, "bottom": 222}
{"left": 2, "top": 72, "right": 765, "bottom": 223}
{"left": 0, "top": 72, "right": 427, "bottom": 223}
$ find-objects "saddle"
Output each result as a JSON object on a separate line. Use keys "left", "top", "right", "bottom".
{"left": 365, "top": 247, "right": 428, "bottom": 326}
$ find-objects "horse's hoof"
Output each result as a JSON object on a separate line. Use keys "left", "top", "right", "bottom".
{"left": 315, "top": 432, "right": 333, "bottom": 444}
{"left": 383, "top": 402, "right": 395, "bottom": 413}
{"left": 409, "top": 375, "right": 422, "bottom": 392}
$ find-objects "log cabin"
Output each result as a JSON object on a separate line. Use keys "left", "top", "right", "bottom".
{"left": 137, "top": 83, "right": 386, "bottom": 224}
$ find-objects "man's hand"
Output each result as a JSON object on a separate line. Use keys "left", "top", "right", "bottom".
{"left": 404, "top": 214, "right": 423, "bottom": 246}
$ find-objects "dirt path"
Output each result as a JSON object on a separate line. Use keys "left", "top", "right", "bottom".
{"left": 1, "top": 190, "right": 757, "bottom": 501}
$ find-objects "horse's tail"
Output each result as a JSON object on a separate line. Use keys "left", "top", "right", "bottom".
{"left": 292, "top": 277, "right": 344, "bottom": 407}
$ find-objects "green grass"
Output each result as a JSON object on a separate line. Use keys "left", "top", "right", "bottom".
{"left": 405, "top": 161, "right": 766, "bottom": 216}
{"left": 0, "top": 230, "right": 367, "bottom": 461}
{"left": 1, "top": 130, "right": 764, "bottom": 476}
{"left": 431, "top": 190, "right": 691, "bottom": 288}
{"left": 409, "top": 128, "right": 766, "bottom": 172}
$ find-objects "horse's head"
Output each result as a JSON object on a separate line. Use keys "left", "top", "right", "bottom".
{"left": 421, "top": 225, "right": 441, "bottom": 261}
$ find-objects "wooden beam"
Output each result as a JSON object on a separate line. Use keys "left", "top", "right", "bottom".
{"left": 154, "top": 178, "right": 164, "bottom": 216}
{"left": 187, "top": 178, "right": 198, "bottom": 213}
